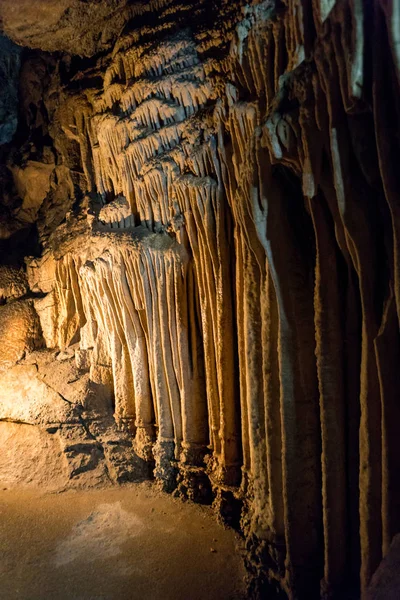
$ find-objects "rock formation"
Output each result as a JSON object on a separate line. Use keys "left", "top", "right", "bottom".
{"left": 0, "top": 0, "right": 400, "bottom": 598}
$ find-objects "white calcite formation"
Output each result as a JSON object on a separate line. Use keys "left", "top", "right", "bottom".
{"left": 1, "top": 0, "right": 400, "bottom": 599}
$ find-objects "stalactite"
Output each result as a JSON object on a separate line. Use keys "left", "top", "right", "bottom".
{"left": 1, "top": 0, "right": 400, "bottom": 598}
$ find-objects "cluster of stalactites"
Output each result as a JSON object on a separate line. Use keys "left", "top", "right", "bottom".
{"left": 38, "top": 0, "right": 400, "bottom": 598}
{"left": 42, "top": 232, "right": 214, "bottom": 481}
{"left": 85, "top": 31, "right": 216, "bottom": 234}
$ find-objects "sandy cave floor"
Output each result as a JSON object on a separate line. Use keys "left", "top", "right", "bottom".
{"left": 0, "top": 482, "right": 247, "bottom": 600}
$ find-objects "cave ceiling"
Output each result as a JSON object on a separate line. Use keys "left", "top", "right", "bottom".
{"left": 0, "top": 0, "right": 135, "bottom": 56}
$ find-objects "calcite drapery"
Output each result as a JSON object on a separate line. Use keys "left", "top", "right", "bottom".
{"left": 1, "top": 0, "right": 400, "bottom": 598}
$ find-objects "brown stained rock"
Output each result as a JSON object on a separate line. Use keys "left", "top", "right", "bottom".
{"left": 10, "top": 161, "right": 53, "bottom": 226}
{"left": 33, "top": 291, "right": 58, "bottom": 348}
{"left": 0, "top": 363, "right": 77, "bottom": 426}
{"left": 26, "top": 251, "right": 57, "bottom": 294}
{"left": 0, "top": 0, "right": 130, "bottom": 57}
{"left": 0, "top": 265, "right": 28, "bottom": 301}
{"left": 0, "top": 300, "right": 42, "bottom": 370}
{"left": 0, "top": 0, "right": 176, "bottom": 57}
{"left": 0, "top": 422, "right": 68, "bottom": 490}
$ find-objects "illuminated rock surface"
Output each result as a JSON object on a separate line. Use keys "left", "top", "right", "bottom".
{"left": 0, "top": 0, "right": 399, "bottom": 598}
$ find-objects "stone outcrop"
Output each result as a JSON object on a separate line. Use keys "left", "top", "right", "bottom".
{"left": 0, "top": 265, "right": 28, "bottom": 301}
{"left": 0, "top": 300, "right": 42, "bottom": 370}
{"left": 0, "top": 349, "right": 152, "bottom": 490}
{"left": 0, "top": 0, "right": 400, "bottom": 598}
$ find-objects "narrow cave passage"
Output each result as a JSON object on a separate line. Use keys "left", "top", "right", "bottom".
{"left": 1, "top": 1, "right": 400, "bottom": 599}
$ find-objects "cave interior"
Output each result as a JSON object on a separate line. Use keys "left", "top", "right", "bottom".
{"left": 0, "top": 0, "right": 400, "bottom": 598}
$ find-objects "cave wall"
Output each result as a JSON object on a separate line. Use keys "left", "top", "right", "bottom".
{"left": 1, "top": 0, "right": 400, "bottom": 598}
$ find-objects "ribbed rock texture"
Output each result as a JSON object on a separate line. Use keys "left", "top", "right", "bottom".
{"left": 1, "top": 0, "right": 400, "bottom": 598}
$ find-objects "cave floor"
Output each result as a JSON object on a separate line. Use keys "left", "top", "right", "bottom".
{"left": 0, "top": 482, "right": 246, "bottom": 600}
